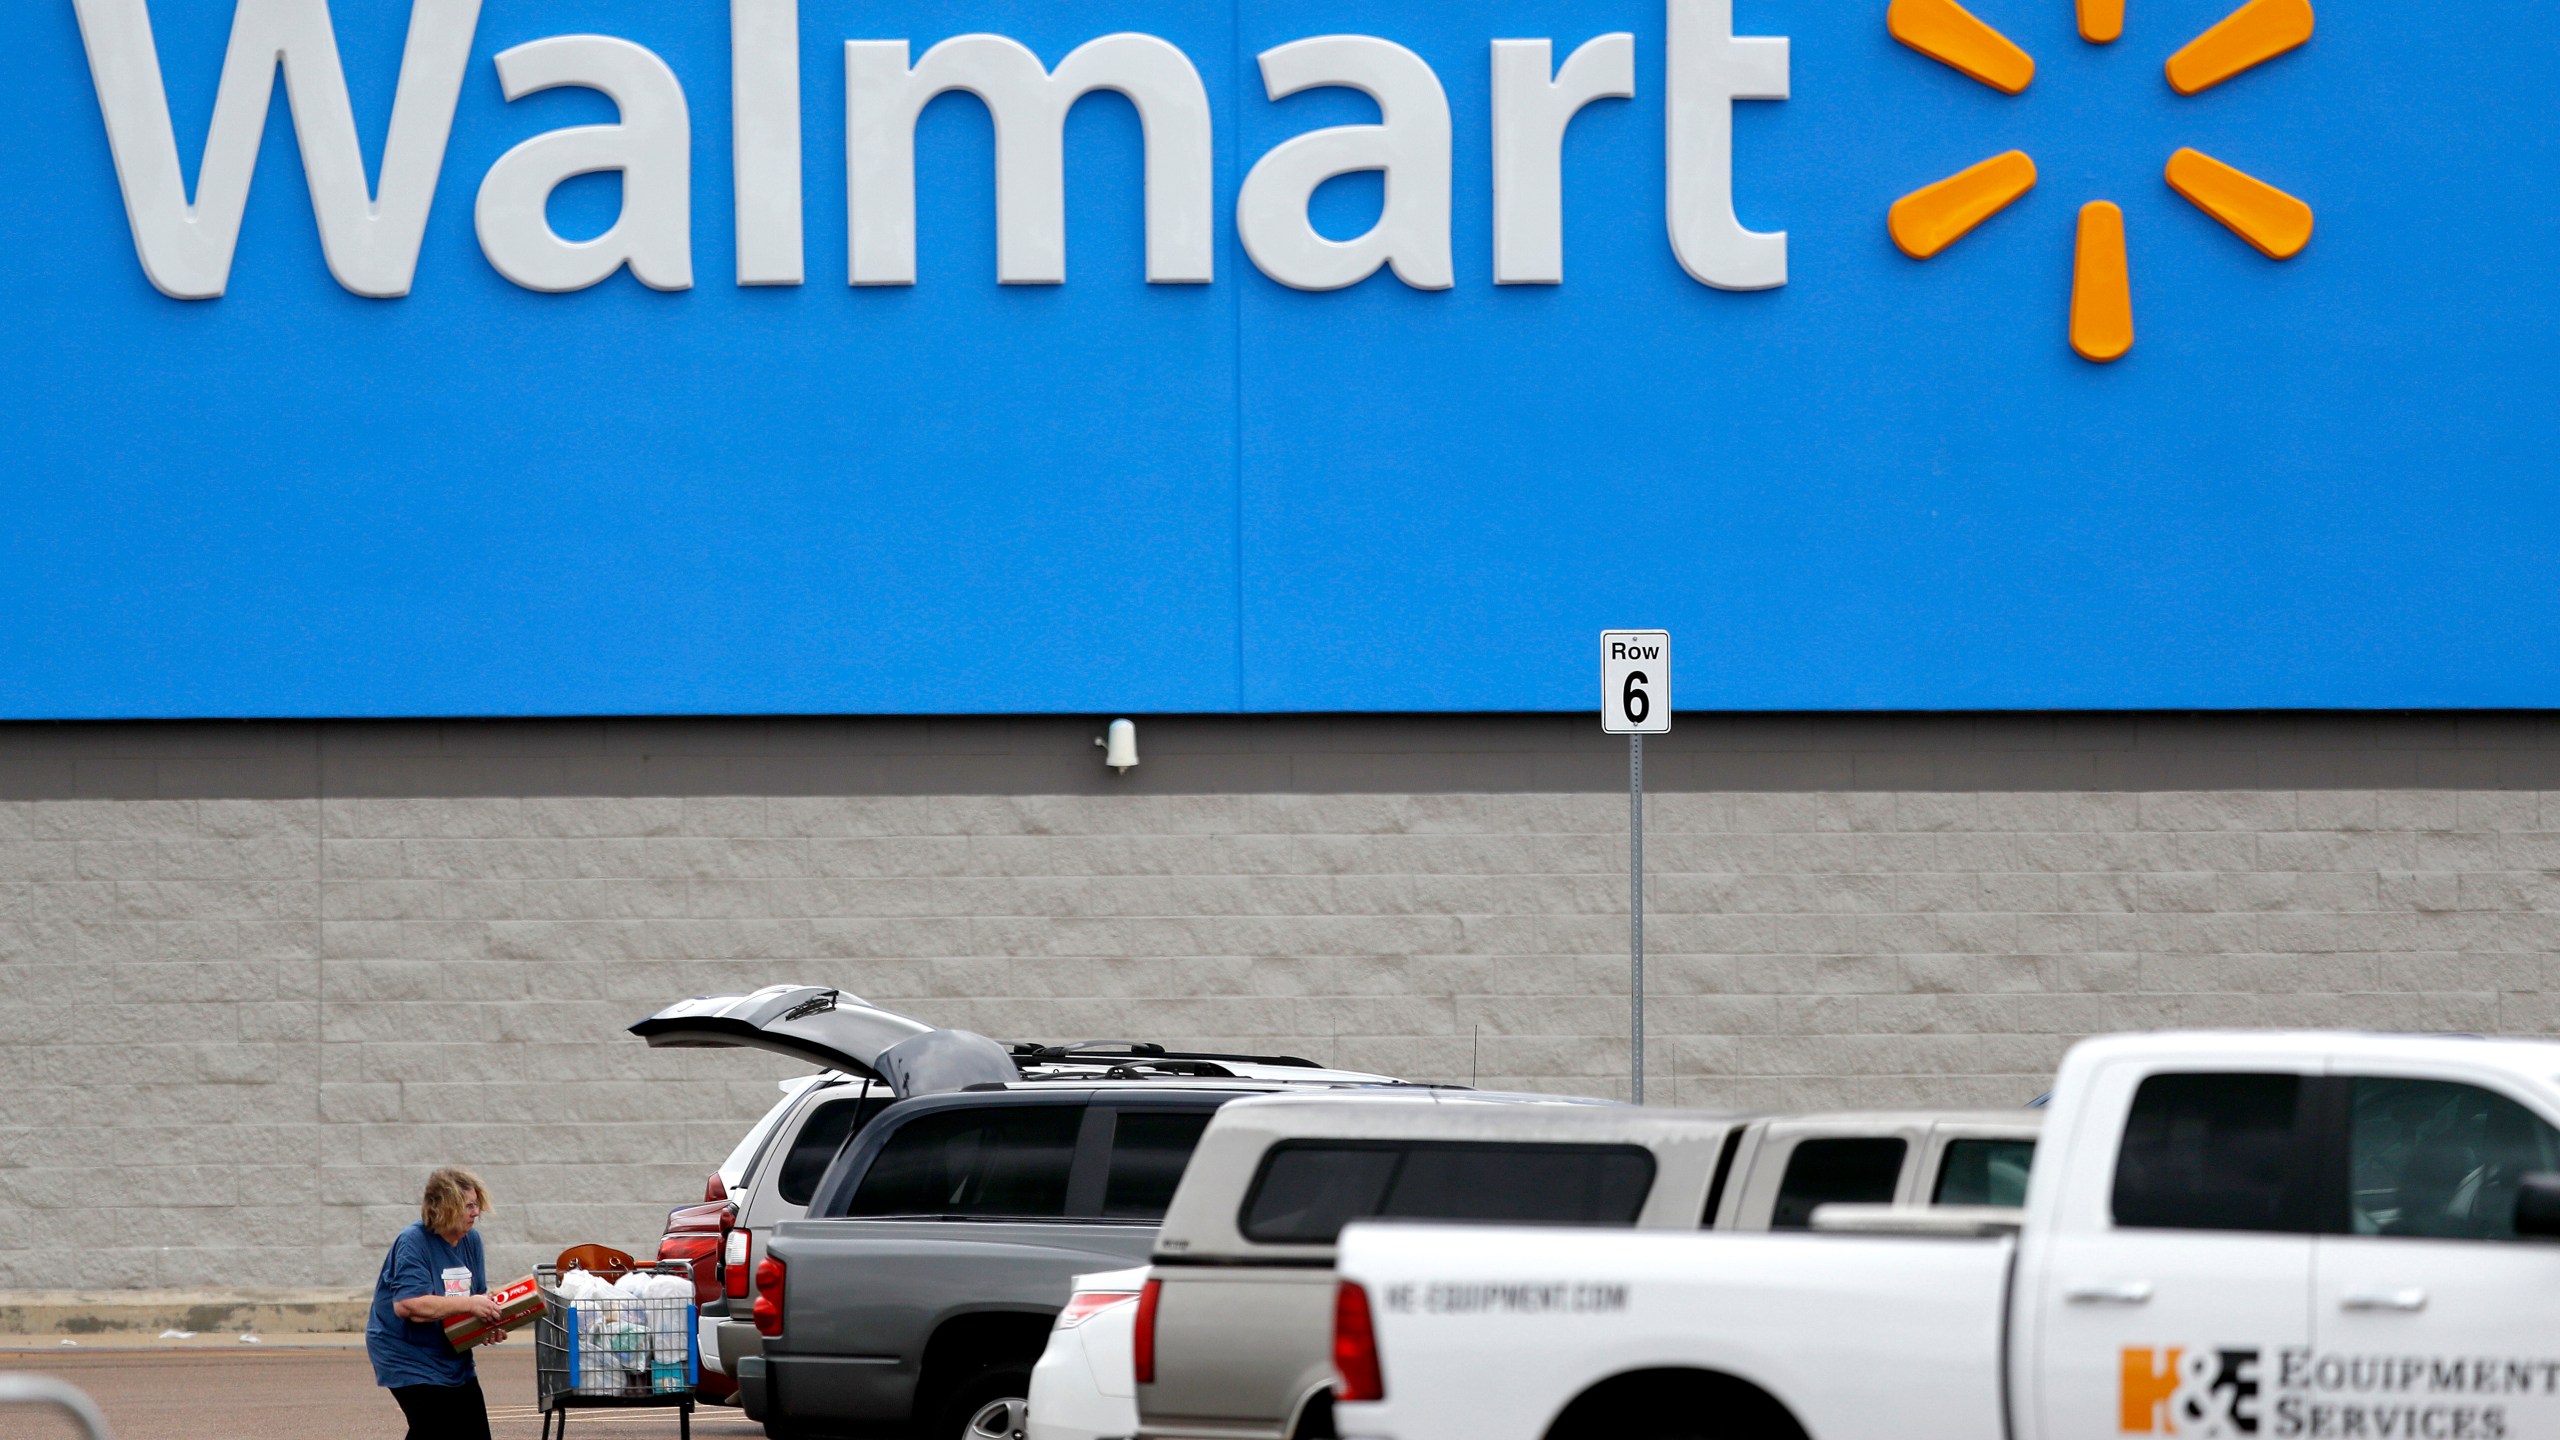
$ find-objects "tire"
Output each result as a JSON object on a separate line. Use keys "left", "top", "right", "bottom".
{"left": 935, "top": 1362, "right": 1034, "bottom": 1440}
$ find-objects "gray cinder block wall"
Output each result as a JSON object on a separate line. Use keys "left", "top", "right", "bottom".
{"left": 3, "top": 714, "right": 2556, "bottom": 1290}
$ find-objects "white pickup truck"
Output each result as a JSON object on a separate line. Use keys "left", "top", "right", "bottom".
{"left": 1336, "top": 1032, "right": 2560, "bottom": 1440}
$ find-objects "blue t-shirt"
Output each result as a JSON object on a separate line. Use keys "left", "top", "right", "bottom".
{"left": 366, "top": 1223, "right": 485, "bottom": 1389}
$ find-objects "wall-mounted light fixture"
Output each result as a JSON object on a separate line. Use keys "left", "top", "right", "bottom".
{"left": 1095, "top": 718, "right": 1139, "bottom": 773}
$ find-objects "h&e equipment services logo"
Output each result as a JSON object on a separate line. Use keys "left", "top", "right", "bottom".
{"left": 2122, "top": 1345, "right": 2560, "bottom": 1439}
{"left": 2122, "top": 1346, "right": 2265, "bottom": 1437}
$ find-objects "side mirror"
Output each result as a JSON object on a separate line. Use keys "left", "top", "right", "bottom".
{"left": 2517, "top": 1174, "right": 2560, "bottom": 1240}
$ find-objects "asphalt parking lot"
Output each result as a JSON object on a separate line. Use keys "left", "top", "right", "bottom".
{"left": 0, "top": 1343, "right": 762, "bottom": 1440}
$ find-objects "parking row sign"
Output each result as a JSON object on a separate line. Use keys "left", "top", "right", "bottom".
{"left": 1601, "top": 631, "right": 1671, "bottom": 735}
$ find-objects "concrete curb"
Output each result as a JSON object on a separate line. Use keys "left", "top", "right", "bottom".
{"left": 0, "top": 1291, "right": 372, "bottom": 1337}
{"left": 0, "top": 1333, "right": 369, "bottom": 1352}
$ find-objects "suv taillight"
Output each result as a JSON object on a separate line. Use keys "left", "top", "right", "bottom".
{"left": 1055, "top": 1288, "right": 1140, "bottom": 1329}
{"left": 752, "top": 1256, "right": 786, "bottom": 1337}
{"left": 1131, "top": 1278, "right": 1162, "bottom": 1384}
{"left": 1332, "top": 1282, "right": 1384, "bottom": 1403}
{"left": 725, "top": 1230, "right": 752, "bottom": 1300}
{"left": 658, "top": 1232, "right": 722, "bottom": 1307}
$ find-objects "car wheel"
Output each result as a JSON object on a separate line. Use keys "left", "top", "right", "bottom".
{"left": 938, "top": 1363, "right": 1034, "bottom": 1440}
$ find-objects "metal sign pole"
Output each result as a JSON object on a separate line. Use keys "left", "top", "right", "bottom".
{"left": 1601, "top": 630, "right": 1666, "bottom": 1107}
{"left": 1630, "top": 731, "right": 1644, "bottom": 1106}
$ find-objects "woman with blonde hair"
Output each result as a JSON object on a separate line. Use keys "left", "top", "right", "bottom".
{"left": 366, "top": 1167, "right": 504, "bottom": 1439}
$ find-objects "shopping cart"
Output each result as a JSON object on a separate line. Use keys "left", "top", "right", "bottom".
{"left": 0, "top": 1376, "right": 111, "bottom": 1440}
{"left": 533, "top": 1261, "right": 697, "bottom": 1438}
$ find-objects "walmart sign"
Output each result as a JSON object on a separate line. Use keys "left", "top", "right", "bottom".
{"left": 74, "top": 0, "right": 1790, "bottom": 297}
{"left": 2, "top": 0, "right": 2552, "bottom": 716}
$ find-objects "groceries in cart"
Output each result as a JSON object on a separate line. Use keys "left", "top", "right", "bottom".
{"left": 543, "top": 1263, "right": 699, "bottom": 1397}
{"left": 554, "top": 1243, "right": 637, "bottom": 1281}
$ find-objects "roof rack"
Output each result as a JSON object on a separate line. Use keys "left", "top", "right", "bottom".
{"left": 1013, "top": 1041, "right": 1322, "bottom": 1069}
{"left": 1120, "top": 1059, "right": 1235, "bottom": 1079}
{"left": 1016, "top": 1041, "right": 1165, "bottom": 1058}
{"left": 1010, "top": 1059, "right": 1240, "bottom": 1081}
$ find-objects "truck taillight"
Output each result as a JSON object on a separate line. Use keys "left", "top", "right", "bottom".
{"left": 1332, "top": 1282, "right": 1384, "bottom": 1403}
{"left": 1131, "top": 1278, "right": 1162, "bottom": 1384}
{"left": 753, "top": 1257, "right": 786, "bottom": 1337}
{"left": 725, "top": 1230, "right": 752, "bottom": 1300}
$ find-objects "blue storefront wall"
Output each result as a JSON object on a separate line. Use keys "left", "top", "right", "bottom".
{"left": 1, "top": 0, "right": 2551, "bottom": 717}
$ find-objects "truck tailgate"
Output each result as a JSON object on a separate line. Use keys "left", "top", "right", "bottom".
{"left": 765, "top": 1218, "right": 1157, "bottom": 1423}
{"left": 1335, "top": 1223, "right": 2014, "bottom": 1440}
{"left": 1141, "top": 1264, "right": 1336, "bottom": 1438}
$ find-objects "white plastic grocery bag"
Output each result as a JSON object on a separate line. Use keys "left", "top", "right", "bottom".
{"left": 555, "top": 1267, "right": 628, "bottom": 1375}
{"left": 639, "top": 1273, "right": 694, "bottom": 1366}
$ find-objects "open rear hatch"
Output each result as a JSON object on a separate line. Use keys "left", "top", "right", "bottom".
{"left": 629, "top": 985, "right": 1018, "bottom": 1097}
{"left": 630, "top": 985, "right": 933, "bottom": 1079}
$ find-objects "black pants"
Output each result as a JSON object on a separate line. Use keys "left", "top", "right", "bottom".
{"left": 391, "top": 1377, "right": 492, "bottom": 1440}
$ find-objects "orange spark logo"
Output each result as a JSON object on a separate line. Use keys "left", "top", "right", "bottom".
{"left": 1884, "top": 0, "right": 2316, "bottom": 362}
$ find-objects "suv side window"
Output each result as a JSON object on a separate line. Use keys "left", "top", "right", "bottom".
{"left": 2112, "top": 1072, "right": 2316, "bottom": 1233}
{"left": 1239, "top": 1147, "right": 1400, "bottom": 1243}
{"left": 1933, "top": 1138, "right": 2036, "bottom": 1208}
{"left": 1385, "top": 1145, "right": 1653, "bottom": 1224}
{"left": 1769, "top": 1138, "right": 1906, "bottom": 1229}
{"left": 844, "top": 1105, "right": 1083, "bottom": 1219}
{"left": 2346, "top": 1077, "right": 2560, "bottom": 1241}
{"left": 1102, "top": 1111, "right": 1217, "bottom": 1220}
{"left": 777, "top": 1094, "right": 897, "bottom": 1207}
{"left": 1239, "top": 1142, "right": 1655, "bottom": 1244}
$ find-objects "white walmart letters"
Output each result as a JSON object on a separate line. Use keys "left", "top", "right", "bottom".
{"left": 732, "top": 0, "right": 805, "bottom": 286}
{"left": 474, "top": 35, "right": 694, "bottom": 293}
{"left": 1236, "top": 36, "right": 1453, "bottom": 292}
{"left": 72, "top": 1, "right": 1791, "bottom": 298}
{"left": 71, "top": 0, "right": 479, "bottom": 299}
{"left": 1666, "top": 0, "right": 1790, "bottom": 290}
{"left": 844, "top": 33, "right": 1212, "bottom": 285}
{"left": 1491, "top": 34, "right": 1635, "bottom": 286}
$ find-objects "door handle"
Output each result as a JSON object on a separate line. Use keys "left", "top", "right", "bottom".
{"left": 2064, "top": 1281, "right": 2154, "bottom": 1305}
{"left": 2341, "top": 1289, "right": 2428, "bottom": 1313}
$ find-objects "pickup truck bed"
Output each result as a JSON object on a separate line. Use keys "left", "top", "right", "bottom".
{"left": 1338, "top": 1225, "right": 2012, "bottom": 1440}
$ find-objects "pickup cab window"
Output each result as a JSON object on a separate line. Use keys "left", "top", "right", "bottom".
{"left": 777, "top": 1093, "right": 897, "bottom": 1207}
{"left": 2111, "top": 1071, "right": 2319, "bottom": 1233}
{"left": 1240, "top": 1142, "right": 1655, "bottom": 1244}
{"left": 1769, "top": 1138, "right": 1906, "bottom": 1229}
{"left": 844, "top": 1104, "right": 1083, "bottom": 1218}
{"left": 1103, "top": 1111, "right": 1217, "bottom": 1219}
{"left": 2346, "top": 1076, "right": 2560, "bottom": 1241}
{"left": 1932, "top": 1138, "right": 2035, "bottom": 1207}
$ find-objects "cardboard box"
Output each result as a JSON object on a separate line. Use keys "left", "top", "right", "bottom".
{"left": 443, "top": 1275, "right": 545, "bottom": 1350}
